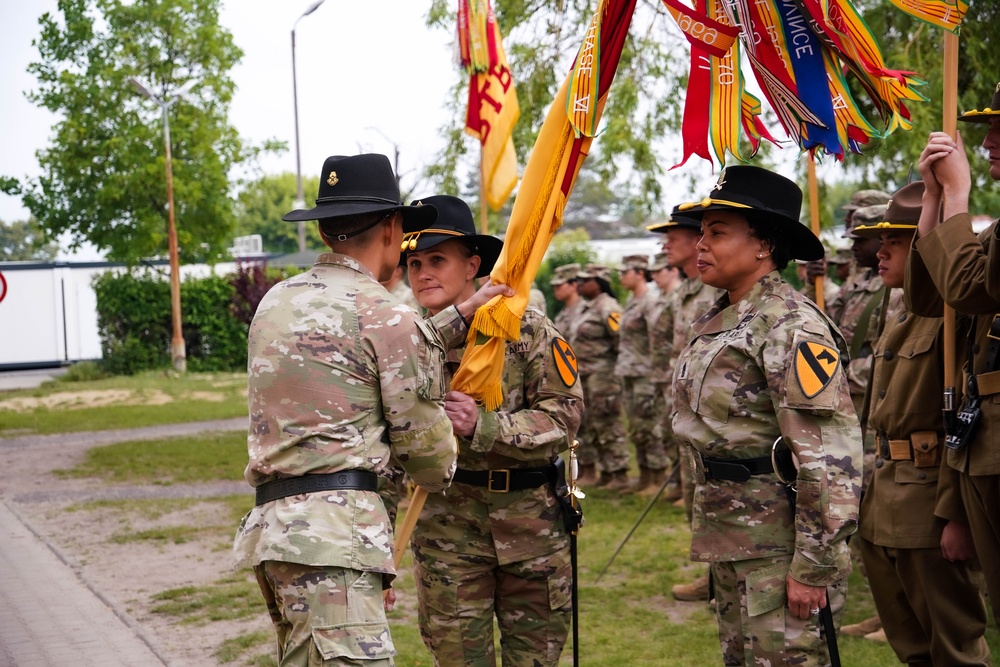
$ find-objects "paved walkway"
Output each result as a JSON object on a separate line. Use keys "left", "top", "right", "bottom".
{"left": 0, "top": 418, "right": 247, "bottom": 666}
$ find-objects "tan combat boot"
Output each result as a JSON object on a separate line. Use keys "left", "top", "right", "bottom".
{"left": 594, "top": 470, "right": 614, "bottom": 488}
{"left": 671, "top": 573, "right": 710, "bottom": 601}
{"left": 603, "top": 470, "right": 631, "bottom": 491}
{"left": 622, "top": 467, "right": 652, "bottom": 495}
{"left": 576, "top": 463, "right": 598, "bottom": 487}
{"left": 841, "top": 616, "right": 881, "bottom": 637}
{"left": 637, "top": 468, "right": 666, "bottom": 497}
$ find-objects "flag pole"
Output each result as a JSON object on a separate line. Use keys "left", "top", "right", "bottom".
{"left": 807, "top": 153, "right": 824, "bottom": 312}
{"left": 941, "top": 31, "right": 959, "bottom": 424}
{"left": 392, "top": 486, "right": 428, "bottom": 570}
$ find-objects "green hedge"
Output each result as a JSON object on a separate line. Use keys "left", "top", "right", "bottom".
{"left": 93, "top": 264, "right": 284, "bottom": 375}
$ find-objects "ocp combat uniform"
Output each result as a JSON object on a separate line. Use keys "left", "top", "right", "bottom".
{"left": 648, "top": 273, "right": 680, "bottom": 484}
{"left": 615, "top": 279, "right": 668, "bottom": 486}
{"left": 569, "top": 288, "right": 629, "bottom": 481}
{"left": 234, "top": 252, "right": 463, "bottom": 666}
{"left": 412, "top": 307, "right": 584, "bottom": 667}
{"left": 672, "top": 273, "right": 861, "bottom": 666}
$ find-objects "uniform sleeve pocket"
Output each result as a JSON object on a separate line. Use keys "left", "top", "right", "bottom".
{"left": 414, "top": 319, "right": 447, "bottom": 401}
{"left": 745, "top": 562, "right": 787, "bottom": 618}
{"left": 312, "top": 623, "right": 397, "bottom": 662}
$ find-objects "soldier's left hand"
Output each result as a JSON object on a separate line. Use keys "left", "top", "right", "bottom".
{"left": 383, "top": 587, "right": 396, "bottom": 612}
{"left": 941, "top": 520, "right": 976, "bottom": 562}
{"left": 785, "top": 575, "right": 826, "bottom": 620}
{"left": 445, "top": 390, "right": 479, "bottom": 437}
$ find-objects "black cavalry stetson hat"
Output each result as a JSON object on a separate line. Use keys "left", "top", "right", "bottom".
{"left": 646, "top": 205, "right": 703, "bottom": 234}
{"left": 677, "top": 165, "right": 824, "bottom": 261}
{"left": 282, "top": 154, "right": 435, "bottom": 227}
{"left": 958, "top": 82, "right": 1000, "bottom": 124}
{"left": 399, "top": 195, "right": 504, "bottom": 279}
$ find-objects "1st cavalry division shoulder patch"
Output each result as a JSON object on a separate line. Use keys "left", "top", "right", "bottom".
{"left": 794, "top": 341, "right": 839, "bottom": 398}
{"left": 608, "top": 312, "right": 622, "bottom": 332}
{"left": 552, "top": 339, "right": 579, "bottom": 387}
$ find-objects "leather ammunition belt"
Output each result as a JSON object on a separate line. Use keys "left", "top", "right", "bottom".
{"left": 701, "top": 454, "right": 774, "bottom": 482}
{"left": 453, "top": 465, "right": 555, "bottom": 493}
{"left": 876, "top": 431, "right": 941, "bottom": 464}
{"left": 255, "top": 470, "right": 378, "bottom": 506}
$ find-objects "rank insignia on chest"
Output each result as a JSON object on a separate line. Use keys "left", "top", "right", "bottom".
{"left": 607, "top": 312, "right": 622, "bottom": 332}
{"left": 794, "top": 341, "right": 839, "bottom": 398}
{"left": 552, "top": 338, "right": 579, "bottom": 387}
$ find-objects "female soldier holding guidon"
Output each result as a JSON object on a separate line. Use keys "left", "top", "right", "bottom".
{"left": 400, "top": 195, "right": 584, "bottom": 667}
{"left": 671, "top": 166, "right": 862, "bottom": 666}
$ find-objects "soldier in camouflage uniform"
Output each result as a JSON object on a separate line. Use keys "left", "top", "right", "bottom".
{"left": 615, "top": 254, "right": 667, "bottom": 494}
{"left": 648, "top": 208, "right": 724, "bottom": 601}
{"left": 671, "top": 166, "right": 862, "bottom": 666}
{"left": 233, "top": 155, "right": 508, "bottom": 667}
{"left": 400, "top": 195, "right": 584, "bottom": 667}
{"left": 382, "top": 264, "right": 420, "bottom": 312}
{"left": 550, "top": 263, "right": 583, "bottom": 339}
{"left": 646, "top": 251, "right": 682, "bottom": 498}
{"left": 852, "top": 183, "right": 990, "bottom": 665}
{"left": 570, "top": 264, "right": 629, "bottom": 489}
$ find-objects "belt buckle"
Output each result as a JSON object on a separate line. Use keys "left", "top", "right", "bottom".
{"left": 488, "top": 469, "right": 511, "bottom": 493}
{"left": 989, "top": 314, "right": 1000, "bottom": 341}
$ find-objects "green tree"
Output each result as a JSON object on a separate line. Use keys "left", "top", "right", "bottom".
{"left": 426, "top": 1, "right": 688, "bottom": 228}
{"left": 5, "top": 0, "right": 273, "bottom": 265}
{"left": 234, "top": 173, "right": 326, "bottom": 255}
{"left": 0, "top": 218, "right": 60, "bottom": 262}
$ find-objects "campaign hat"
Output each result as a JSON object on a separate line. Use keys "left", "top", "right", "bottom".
{"left": 852, "top": 182, "right": 924, "bottom": 238}
{"left": 677, "top": 165, "right": 824, "bottom": 261}
{"left": 282, "top": 154, "right": 435, "bottom": 230}
{"left": 646, "top": 205, "right": 703, "bottom": 234}
{"left": 958, "top": 82, "right": 1000, "bottom": 124}
{"left": 398, "top": 195, "right": 503, "bottom": 279}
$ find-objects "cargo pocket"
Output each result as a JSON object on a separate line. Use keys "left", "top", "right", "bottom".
{"left": 546, "top": 562, "right": 574, "bottom": 662}
{"left": 910, "top": 431, "right": 942, "bottom": 468}
{"left": 311, "top": 623, "right": 396, "bottom": 665}
{"left": 745, "top": 562, "right": 788, "bottom": 656}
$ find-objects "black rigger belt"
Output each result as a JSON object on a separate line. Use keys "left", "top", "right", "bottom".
{"left": 701, "top": 454, "right": 774, "bottom": 482}
{"left": 255, "top": 470, "right": 378, "bottom": 506}
{"left": 453, "top": 465, "right": 556, "bottom": 493}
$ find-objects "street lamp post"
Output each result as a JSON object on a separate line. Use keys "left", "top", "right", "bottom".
{"left": 129, "top": 76, "right": 199, "bottom": 374}
{"left": 292, "top": 0, "right": 326, "bottom": 253}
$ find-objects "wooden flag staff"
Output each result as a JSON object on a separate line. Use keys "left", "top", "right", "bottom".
{"left": 941, "top": 32, "right": 959, "bottom": 425}
{"left": 807, "top": 154, "right": 824, "bottom": 312}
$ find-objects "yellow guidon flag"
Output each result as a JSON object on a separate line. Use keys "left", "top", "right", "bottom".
{"left": 451, "top": 0, "right": 638, "bottom": 410}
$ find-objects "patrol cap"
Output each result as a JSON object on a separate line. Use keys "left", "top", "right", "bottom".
{"left": 828, "top": 247, "right": 852, "bottom": 265}
{"left": 616, "top": 255, "right": 649, "bottom": 272}
{"left": 677, "top": 165, "right": 824, "bottom": 261}
{"left": 649, "top": 252, "right": 670, "bottom": 271}
{"left": 958, "top": 82, "right": 1000, "bottom": 124}
{"left": 646, "top": 205, "right": 703, "bottom": 234}
{"left": 577, "top": 263, "right": 612, "bottom": 283}
{"left": 840, "top": 189, "right": 891, "bottom": 212}
{"left": 550, "top": 262, "right": 581, "bottom": 286}
{"left": 850, "top": 203, "right": 889, "bottom": 231}
{"left": 852, "top": 182, "right": 924, "bottom": 238}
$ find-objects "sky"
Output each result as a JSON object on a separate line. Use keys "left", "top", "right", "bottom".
{"left": 0, "top": 0, "right": 458, "bottom": 231}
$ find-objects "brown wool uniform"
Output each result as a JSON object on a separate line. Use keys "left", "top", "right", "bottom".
{"left": 568, "top": 291, "right": 629, "bottom": 473}
{"left": 908, "top": 214, "right": 1000, "bottom": 622}
{"left": 859, "top": 308, "right": 990, "bottom": 665}
{"left": 411, "top": 308, "right": 584, "bottom": 667}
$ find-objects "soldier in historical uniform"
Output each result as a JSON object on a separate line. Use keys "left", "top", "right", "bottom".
{"left": 233, "top": 155, "right": 509, "bottom": 666}
{"left": 400, "top": 195, "right": 584, "bottom": 667}
{"left": 570, "top": 264, "right": 629, "bottom": 489}
{"left": 648, "top": 207, "right": 724, "bottom": 602}
{"left": 671, "top": 166, "right": 862, "bottom": 666}
{"left": 550, "top": 263, "right": 583, "bottom": 340}
{"left": 853, "top": 182, "right": 990, "bottom": 666}
{"left": 615, "top": 254, "right": 667, "bottom": 494}
{"left": 909, "top": 81, "right": 1000, "bottom": 624}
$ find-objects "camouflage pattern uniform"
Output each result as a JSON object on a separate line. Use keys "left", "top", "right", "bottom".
{"left": 859, "top": 308, "right": 990, "bottom": 665}
{"left": 569, "top": 290, "right": 629, "bottom": 475}
{"left": 390, "top": 277, "right": 420, "bottom": 312}
{"left": 616, "top": 286, "right": 668, "bottom": 473}
{"left": 668, "top": 276, "right": 725, "bottom": 518}
{"left": 672, "top": 273, "right": 862, "bottom": 666}
{"left": 412, "top": 308, "right": 584, "bottom": 667}
{"left": 554, "top": 299, "right": 584, "bottom": 340}
{"left": 648, "top": 284, "right": 680, "bottom": 479}
{"left": 233, "top": 252, "right": 463, "bottom": 666}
